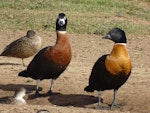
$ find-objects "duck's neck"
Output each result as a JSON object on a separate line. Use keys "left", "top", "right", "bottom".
{"left": 110, "top": 43, "right": 128, "bottom": 56}
{"left": 15, "top": 95, "right": 25, "bottom": 102}
{"left": 55, "top": 31, "right": 69, "bottom": 47}
{"left": 115, "top": 43, "right": 126, "bottom": 46}
{"left": 57, "top": 31, "right": 67, "bottom": 34}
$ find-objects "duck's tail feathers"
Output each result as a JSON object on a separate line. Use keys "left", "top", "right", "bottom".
{"left": 84, "top": 86, "right": 94, "bottom": 92}
{"left": 18, "top": 70, "right": 29, "bottom": 77}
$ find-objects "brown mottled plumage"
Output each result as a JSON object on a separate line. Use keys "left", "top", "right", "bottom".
{"left": 18, "top": 13, "right": 72, "bottom": 96}
{"left": 0, "top": 87, "right": 27, "bottom": 105}
{"left": 84, "top": 28, "right": 132, "bottom": 109}
{"left": 0, "top": 30, "right": 42, "bottom": 66}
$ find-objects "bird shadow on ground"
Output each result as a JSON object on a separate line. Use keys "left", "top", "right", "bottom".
{"left": 48, "top": 93, "right": 126, "bottom": 109}
{"left": 48, "top": 93, "right": 98, "bottom": 107}
{"left": 0, "top": 63, "right": 21, "bottom": 66}
{"left": 0, "top": 84, "right": 42, "bottom": 92}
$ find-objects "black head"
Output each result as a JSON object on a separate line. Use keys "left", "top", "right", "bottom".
{"left": 56, "top": 13, "right": 67, "bottom": 31}
{"left": 26, "top": 30, "right": 36, "bottom": 38}
{"left": 103, "top": 28, "right": 127, "bottom": 43}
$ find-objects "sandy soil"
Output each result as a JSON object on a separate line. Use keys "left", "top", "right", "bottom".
{"left": 0, "top": 30, "right": 150, "bottom": 113}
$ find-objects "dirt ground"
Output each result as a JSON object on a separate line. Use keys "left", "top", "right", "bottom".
{"left": 0, "top": 30, "right": 149, "bottom": 113}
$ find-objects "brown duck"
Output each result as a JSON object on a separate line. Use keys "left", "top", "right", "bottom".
{"left": 18, "top": 13, "right": 72, "bottom": 96}
{"left": 0, "top": 30, "right": 42, "bottom": 66}
{"left": 84, "top": 28, "right": 132, "bottom": 109}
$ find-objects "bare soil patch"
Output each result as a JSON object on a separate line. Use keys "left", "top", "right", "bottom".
{"left": 0, "top": 30, "right": 150, "bottom": 113}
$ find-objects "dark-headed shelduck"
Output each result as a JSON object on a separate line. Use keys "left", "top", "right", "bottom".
{"left": 0, "top": 30, "right": 42, "bottom": 66}
{"left": 84, "top": 28, "right": 132, "bottom": 109}
{"left": 18, "top": 13, "right": 72, "bottom": 96}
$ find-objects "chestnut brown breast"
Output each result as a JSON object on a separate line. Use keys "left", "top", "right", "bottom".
{"left": 45, "top": 32, "right": 72, "bottom": 66}
{"left": 105, "top": 44, "right": 132, "bottom": 76}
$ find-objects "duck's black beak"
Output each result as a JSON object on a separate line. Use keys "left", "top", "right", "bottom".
{"left": 102, "top": 34, "right": 112, "bottom": 40}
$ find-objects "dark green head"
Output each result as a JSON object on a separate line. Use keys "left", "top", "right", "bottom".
{"left": 103, "top": 28, "right": 127, "bottom": 43}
